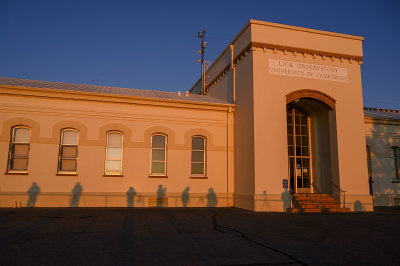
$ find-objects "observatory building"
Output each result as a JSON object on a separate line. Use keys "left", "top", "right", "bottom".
{"left": 1, "top": 20, "right": 399, "bottom": 211}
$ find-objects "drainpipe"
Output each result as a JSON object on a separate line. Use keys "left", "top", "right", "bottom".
{"left": 230, "top": 44, "right": 236, "bottom": 104}
{"left": 226, "top": 106, "right": 232, "bottom": 207}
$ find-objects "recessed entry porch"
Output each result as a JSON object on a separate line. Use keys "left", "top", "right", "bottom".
{"left": 286, "top": 90, "right": 347, "bottom": 212}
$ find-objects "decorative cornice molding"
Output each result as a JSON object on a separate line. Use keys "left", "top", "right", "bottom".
{"left": 250, "top": 42, "right": 363, "bottom": 63}
{"left": 205, "top": 41, "right": 363, "bottom": 94}
{"left": 205, "top": 44, "right": 253, "bottom": 93}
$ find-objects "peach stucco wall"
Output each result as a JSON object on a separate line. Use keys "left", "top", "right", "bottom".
{"left": 0, "top": 91, "right": 234, "bottom": 208}
{"left": 252, "top": 49, "right": 372, "bottom": 211}
{"left": 203, "top": 20, "right": 373, "bottom": 211}
{"left": 251, "top": 22, "right": 371, "bottom": 211}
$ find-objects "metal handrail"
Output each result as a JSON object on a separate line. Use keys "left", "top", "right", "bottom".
{"left": 309, "top": 183, "right": 321, "bottom": 208}
{"left": 331, "top": 181, "right": 346, "bottom": 208}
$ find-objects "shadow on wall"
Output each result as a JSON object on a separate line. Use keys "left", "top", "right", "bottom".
{"left": 127, "top": 187, "right": 137, "bottom": 207}
{"left": 182, "top": 187, "right": 190, "bottom": 207}
{"left": 157, "top": 185, "right": 167, "bottom": 207}
{"left": 70, "top": 182, "right": 83, "bottom": 207}
{"left": 366, "top": 120, "right": 400, "bottom": 206}
{"left": 354, "top": 200, "right": 363, "bottom": 211}
{"left": 281, "top": 188, "right": 291, "bottom": 211}
{"left": 26, "top": 182, "right": 40, "bottom": 207}
{"left": 261, "top": 190, "right": 270, "bottom": 211}
{"left": 206, "top": 188, "right": 217, "bottom": 207}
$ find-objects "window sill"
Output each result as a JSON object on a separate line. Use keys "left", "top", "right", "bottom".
{"left": 103, "top": 174, "right": 124, "bottom": 177}
{"left": 148, "top": 175, "right": 168, "bottom": 178}
{"left": 5, "top": 171, "right": 28, "bottom": 175}
{"left": 190, "top": 175, "right": 208, "bottom": 179}
{"left": 56, "top": 172, "right": 78, "bottom": 176}
{"left": 392, "top": 179, "right": 400, "bottom": 183}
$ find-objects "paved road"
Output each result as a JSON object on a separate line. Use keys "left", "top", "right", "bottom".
{"left": 0, "top": 207, "right": 399, "bottom": 265}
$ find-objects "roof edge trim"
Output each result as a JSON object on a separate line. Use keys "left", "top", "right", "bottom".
{"left": 0, "top": 85, "right": 236, "bottom": 110}
{"left": 249, "top": 19, "right": 364, "bottom": 41}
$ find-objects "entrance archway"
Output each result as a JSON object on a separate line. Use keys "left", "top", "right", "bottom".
{"left": 286, "top": 90, "right": 339, "bottom": 196}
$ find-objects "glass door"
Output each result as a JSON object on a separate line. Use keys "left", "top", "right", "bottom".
{"left": 287, "top": 106, "right": 311, "bottom": 193}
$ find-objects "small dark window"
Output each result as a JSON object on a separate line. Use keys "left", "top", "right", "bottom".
{"left": 391, "top": 147, "right": 400, "bottom": 179}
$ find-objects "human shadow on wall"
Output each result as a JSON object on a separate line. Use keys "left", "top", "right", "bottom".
{"left": 70, "top": 182, "right": 83, "bottom": 207}
{"left": 261, "top": 190, "right": 270, "bottom": 211}
{"left": 157, "top": 185, "right": 167, "bottom": 207}
{"left": 181, "top": 187, "right": 190, "bottom": 207}
{"left": 354, "top": 200, "right": 363, "bottom": 211}
{"left": 206, "top": 188, "right": 217, "bottom": 207}
{"left": 26, "top": 182, "right": 40, "bottom": 207}
{"left": 127, "top": 187, "right": 137, "bottom": 207}
{"left": 281, "top": 188, "right": 291, "bottom": 212}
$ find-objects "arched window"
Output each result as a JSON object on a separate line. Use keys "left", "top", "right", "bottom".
{"left": 7, "top": 126, "right": 31, "bottom": 172}
{"left": 105, "top": 131, "right": 123, "bottom": 174}
{"left": 58, "top": 129, "right": 79, "bottom": 173}
{"left": 391, "top": 146, "right": 400, "bottom": 179}
{"left": 191, "top": 136, "right": 206, "bottom": 176}
{"left": 151, "top": 134, "right": 167, "bottom": 175}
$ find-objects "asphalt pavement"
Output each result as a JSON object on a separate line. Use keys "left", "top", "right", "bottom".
{"left": 0, "top": 207, "right": 399, "bottom": 265}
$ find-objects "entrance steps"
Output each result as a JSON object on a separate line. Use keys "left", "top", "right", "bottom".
{"left": 287, "top": 193, "right": 350, "bottom": 213}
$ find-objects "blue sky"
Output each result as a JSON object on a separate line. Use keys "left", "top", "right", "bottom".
{"left": 1, "top": 0, "right": 399, "bottom": 109}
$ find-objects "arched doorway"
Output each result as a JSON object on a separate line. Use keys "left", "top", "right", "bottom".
{"left": 286, "top": 90, "right": 338, "bottom": 195}
{"left": 287, "top": 105, "right": 311, "bottom": 193}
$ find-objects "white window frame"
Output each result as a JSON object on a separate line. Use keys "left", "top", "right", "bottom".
{"left": 150, "top": 134, "right": 167, "bottom": 176}
{"left": 191, "top": 136, "right": 206, "bottom": 176}
{"left": 57, "top": 129, "right": 79, "bottom": 174}
{"left": 105, "top": 131, "right": 123, "bottom": 175}
{"left": 7, "top": 126, "right": 31, "bottom": 173}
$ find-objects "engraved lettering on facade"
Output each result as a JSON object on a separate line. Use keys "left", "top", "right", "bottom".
{"left": 269, "top": 59, "right": 348, "bottom": 83}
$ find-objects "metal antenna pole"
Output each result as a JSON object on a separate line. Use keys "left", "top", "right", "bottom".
{"left": 198, "top": 30, "right": 206, "bottom": 94}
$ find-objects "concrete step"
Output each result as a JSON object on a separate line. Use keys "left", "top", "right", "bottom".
{"left": 294, "top": 198, "right": 338, "bottom": 203}
{"left": 295, "top": 201, "right": 335, "bottom": 204}
{"left": 287, "top": 208, "right": 350, "bottom": 213}
{"left": 293, "top": 204, "right": 341, "bottom": 209}
{"left": 292, "top": 193, "right": 331, "bottom": 197}
{"left": 289, "top": 193, "right": 350, "bottom": 213}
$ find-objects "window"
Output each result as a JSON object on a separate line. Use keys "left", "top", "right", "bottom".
{"left": 151, "top": 134, "right": 167, "bottom": 175}
{"left": 58, "top": 129, "right": 79, "bottom": 173}
{"left": 191, "top": 136, "right": 206, "bottom": 176}
{"left": 7, "top": 126, "right": 31, "bottom": 172}
{"left": 105, "top": 131, "right": 123, "bottom": 174}
{"left": 391, "top": 146, "right": 400, "bottom": 179}
{"left": 366, "top": 145, "right": 372, "bottom": 178}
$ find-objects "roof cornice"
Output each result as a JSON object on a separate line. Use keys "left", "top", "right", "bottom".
{"left": 249, "top": 20, "right": 364, "bottom": 41}
{"left": 364, "top": 116, "right": 400, "bottom": 125}
{"left": 0, "top": 85, "right": 235, "bottom": 112}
